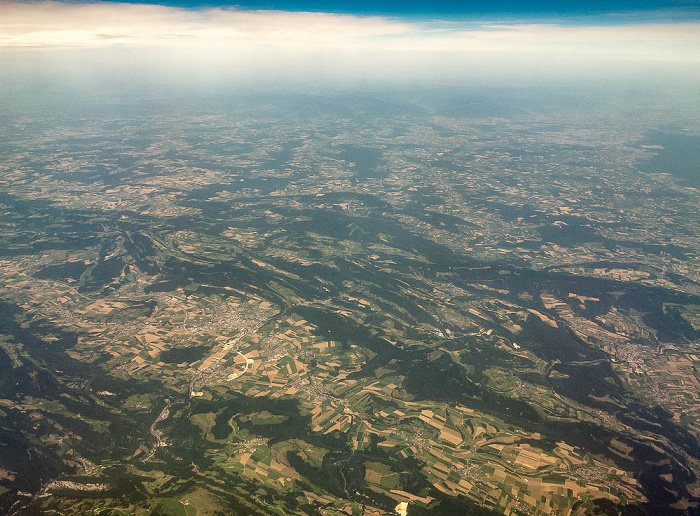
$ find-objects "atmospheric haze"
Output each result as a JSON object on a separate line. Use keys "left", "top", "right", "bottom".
{"left": 1, "top": 1, "right": 700, "bottom": 95}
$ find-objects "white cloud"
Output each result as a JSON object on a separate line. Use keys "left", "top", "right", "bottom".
{"left": 0, "top": 2, "right": 414, "bottom": 48}
{"left": 406, "top": 23, "right": 700, "bottom": 64}
{"left": 0, "top": 1, "right": 698, "bottom": 87}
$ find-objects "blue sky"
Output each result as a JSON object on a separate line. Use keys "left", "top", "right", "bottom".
{"left": 96, "top": 0, "right": 700, "bottom": 19}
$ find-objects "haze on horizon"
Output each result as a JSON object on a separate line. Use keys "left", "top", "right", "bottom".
{"left": 1, "top": 0, "right": 699, "bottom": 105}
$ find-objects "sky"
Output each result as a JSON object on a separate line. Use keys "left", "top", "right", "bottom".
{"left": 1, "top": 0, "right": 699, "bottom": 100}
{"left": 42, "top": 0, "right": 700, "bottom": 18}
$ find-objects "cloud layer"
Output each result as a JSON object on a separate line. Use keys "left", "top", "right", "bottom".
{"left": 1, "top": 1, "right": 699, "bottom": 64}
{"left": 0, "top": 2, "right": 413, "bottom": 48}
